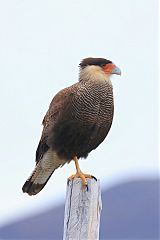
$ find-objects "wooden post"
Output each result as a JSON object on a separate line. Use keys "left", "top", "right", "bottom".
{"left": 63, "top": 178, "right": 102, "bottom": 240}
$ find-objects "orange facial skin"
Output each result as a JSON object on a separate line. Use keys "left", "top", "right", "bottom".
{"left": 102, "top": 63, "right": 117, "bottom": 74}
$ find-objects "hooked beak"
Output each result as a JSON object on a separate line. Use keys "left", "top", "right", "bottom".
{"left": 112, "top": 66, "right": 121, "bottom": 75}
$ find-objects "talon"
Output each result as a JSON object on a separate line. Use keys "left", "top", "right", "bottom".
{"left": 91, "top": 175, "right": 97, "bottom": 181}
{"left": 68, "top": 172, "right": 88, "bottom": 186}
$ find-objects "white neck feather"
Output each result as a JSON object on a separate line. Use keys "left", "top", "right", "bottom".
{"left": 79, "top": 65, "right": 111, "bottom": 83}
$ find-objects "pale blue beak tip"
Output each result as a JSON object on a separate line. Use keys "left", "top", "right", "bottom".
{"left": 112, "top": 66, "right": 121, "bottom": 75}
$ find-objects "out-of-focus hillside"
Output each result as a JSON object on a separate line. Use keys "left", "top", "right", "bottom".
{"left": 0, "top": 178, "right": 159, "bottom": 239}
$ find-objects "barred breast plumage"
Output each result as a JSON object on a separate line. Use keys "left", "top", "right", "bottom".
{"left": 48, "top": 79, "right": 114, "bottom": 160}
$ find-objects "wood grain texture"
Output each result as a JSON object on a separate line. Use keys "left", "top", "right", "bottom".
{"left": 63, "top": 178, "right": 102, "bottom": 240}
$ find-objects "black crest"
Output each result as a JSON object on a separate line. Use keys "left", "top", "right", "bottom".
{"left": 79, "top": 57, "right": 112, "bottom": 68}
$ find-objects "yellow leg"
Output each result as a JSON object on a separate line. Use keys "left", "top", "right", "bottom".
{"left": 68, "top": 156, "right": 93, "bottom": 186}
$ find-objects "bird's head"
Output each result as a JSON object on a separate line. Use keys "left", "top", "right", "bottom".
{"left": 79, "top": 57, "right": 121, "bottom": 82}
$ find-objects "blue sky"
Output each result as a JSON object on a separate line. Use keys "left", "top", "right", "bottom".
{"left": 0, "top": 0, "right": 158, "bottom": 225}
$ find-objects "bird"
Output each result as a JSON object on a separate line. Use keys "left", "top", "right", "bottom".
{"left": 22, "top": 57, "right": 121, "bottom": 196}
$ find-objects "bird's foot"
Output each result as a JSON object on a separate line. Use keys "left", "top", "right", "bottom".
{"left": 68, "top": 172, "right": 96, "bottom": 186}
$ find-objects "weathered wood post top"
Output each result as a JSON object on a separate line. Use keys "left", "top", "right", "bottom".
{"left": 63, "top": 178, "right": 102, "bottom": 240}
